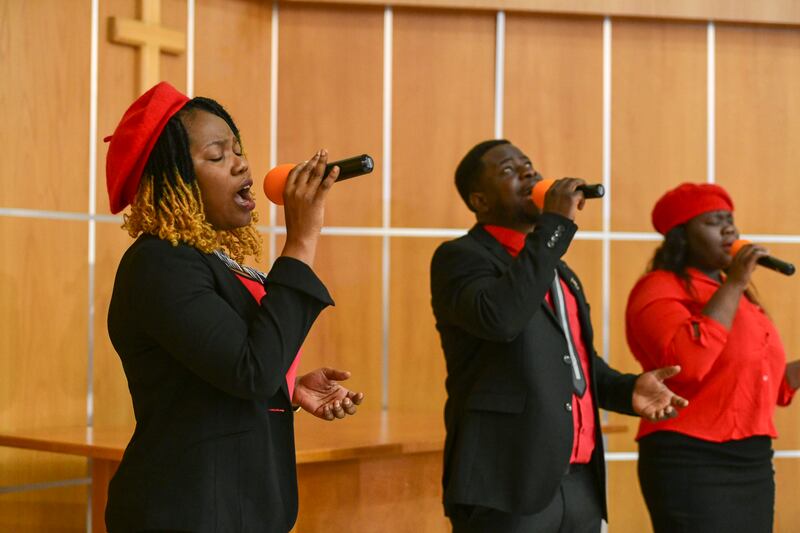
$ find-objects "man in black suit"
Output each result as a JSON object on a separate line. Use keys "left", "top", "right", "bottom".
{"left": 430, "top": 140, "right": 687, "bottom": 532}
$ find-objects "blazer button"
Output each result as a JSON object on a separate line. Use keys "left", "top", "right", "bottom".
{"left": 562, "top": 354, "right": 572, "bottom": 365}
{"left": 556, "top": 224, "right": 565, "bottom": 232}
{"left": 565, "top": 402, "right": 573, "bottom": 412}
{"left": 546, "top": 241, "right": 555, "bottom": 249}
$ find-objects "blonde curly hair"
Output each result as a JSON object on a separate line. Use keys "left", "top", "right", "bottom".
{"left": 123, "top": 172, "right": 262, "bottom": 264}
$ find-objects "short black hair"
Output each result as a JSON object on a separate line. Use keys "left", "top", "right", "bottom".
{"left": 454, "top": 139, "right": 510, "bottom": 211}
{"left": 143, "top": 97, "right": 240, "bottom": 206}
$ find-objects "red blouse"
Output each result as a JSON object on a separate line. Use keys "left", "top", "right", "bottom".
{"left": 626, "top": 268, "right": 795, "bottom": 442}
{"left": 484, "top": 225, "right": 596, "bottom": 463}
{"left": 236, "top": 274, "right": 301, "bottom": 403}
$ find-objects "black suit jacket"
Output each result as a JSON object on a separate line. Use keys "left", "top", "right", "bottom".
{"left": 105, "top": 235, "right": 333, "bottom": 532}
{"left": 430, "top": 214, "right": 637, "bottom": 517}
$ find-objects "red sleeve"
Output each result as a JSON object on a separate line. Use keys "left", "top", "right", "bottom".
{"left": 626, "top": 273, "right": 729, "bottom": 386}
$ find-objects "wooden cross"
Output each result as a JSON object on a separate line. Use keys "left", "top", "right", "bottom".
{"left": 108, "top": 0, "right": 186, "bottom": 95}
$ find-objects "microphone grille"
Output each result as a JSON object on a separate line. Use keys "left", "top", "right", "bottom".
{"left": 263, "top": 164, "right": 295, "bottom": 205}
{"left": 730, "top": 239, "right": 750, "bottom": 257}
{"left": 532, "top": 179, "right": 555, "bottom": 209}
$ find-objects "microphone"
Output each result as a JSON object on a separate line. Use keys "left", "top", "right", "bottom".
{"left": 730, "top": 239, "right": 795, "bottom": 276}
{"left": 531, "top": 178, "right": 605, "bottom": 209}
{"left": 263, "top": 154, "right": 374, "bottom": 205}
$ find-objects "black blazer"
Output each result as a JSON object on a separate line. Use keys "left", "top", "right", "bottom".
{"left": 430, "top": 214, "right": 637, "bottom": 517}
{"left": 106, "top": 235, "right": 333, "bottom": 532}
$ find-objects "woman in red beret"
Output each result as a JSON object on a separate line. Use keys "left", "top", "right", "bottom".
{"left": 625, "top": 182, "right": 800, "bottom": 532}
{"left": 104, "top": 82, "right": 363, "bottom": 532}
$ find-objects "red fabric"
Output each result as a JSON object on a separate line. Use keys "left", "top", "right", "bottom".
{"left": 484, "top": 225, "right": 596, "bottom": 463}
{"left": 626, "top": 268, "right": 795, "bottom": 442}
{"left": 105, "top": 82, "right": 190, "bottom": 213}
{"left": 651, "top": 183, "right": 734, "bottom": 235}
{"left": 235, "top": 273, "right": 301, "bottom": 402}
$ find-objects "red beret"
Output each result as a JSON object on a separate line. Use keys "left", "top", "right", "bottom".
{"left": 105, "top": 82, "right": 190, "bottom": 213}
{"left": 652, "top": 182, "right": 734, "bottom": 235}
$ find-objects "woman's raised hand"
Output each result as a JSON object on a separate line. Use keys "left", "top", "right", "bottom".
{"left": 281, "top": 149, "right": 339, "bottom": 266}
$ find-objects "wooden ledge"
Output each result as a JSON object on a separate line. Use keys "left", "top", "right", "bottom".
{"left": 0, "top": 411, "right": 627, "bottom": 464}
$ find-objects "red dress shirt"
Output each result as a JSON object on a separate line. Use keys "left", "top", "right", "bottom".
{"left": 626, "top": 268, "right": 795, "bottom": 442}
{"left": 484, "top": 225, "right": 596, "bottom": 463}
{"left": 236, "top": 273, "right": 301, "bottom": 404}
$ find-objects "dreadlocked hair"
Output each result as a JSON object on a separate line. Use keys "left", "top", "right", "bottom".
{"left": 122, "top": 97, "right": 262, "bottom": 264}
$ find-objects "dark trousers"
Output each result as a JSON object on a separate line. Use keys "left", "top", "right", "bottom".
{"left": 448, "top": 464, "right": 602, "bottom": 533}
{"left": 638, "top": 433, "right": 774, "bottom": 533}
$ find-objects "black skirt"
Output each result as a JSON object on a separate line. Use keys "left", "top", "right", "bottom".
{"left": 637, "top": 431, "right": 774, "bottom": 533}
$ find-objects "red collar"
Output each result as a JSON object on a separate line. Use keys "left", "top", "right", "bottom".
{"left": 484, "top": 225, "right": 527, "bottom": 258}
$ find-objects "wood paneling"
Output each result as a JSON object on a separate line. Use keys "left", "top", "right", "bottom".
{"left": 286, "top": 0, "right": 800, "bottom": 27}
{"left": 562, "top": 239, "right": 604, "bottom": 343}
{"left": 195, "top": 0, "right": 272, "bottom": 228}
{"left": 277, "top": 3, "right": 384, "bottom": 227}
{"left": 611, "top": 19, "right": 707, "bottom": 232}
{"left": 295, "top": 452, "right": 447, "bottom": 533}
{"left": 775, "top": 457, "right": 800, "bottom": 532}
{"left": 606, "top": 460, "right": 652, "bottom": 533}
{"left": 504, "top": 15, "right": 604, "bottom": 231}
{"left": 92, "top": 222, "right": 136, "bottom": 430}
{"left": 716, "top": 24, "right": 800, "bottom": 235}
{"left": 391, "top": 8, "right": 495, "bottom": 229}
{"left": 0, "top": 484, "right": 86, "bottom": 533}
{"left": 606, "top": 240, "right": 657, "bottom": 452}
{"left": 389, "top": 237, "right": 448, "bottom": 412}
{"left": 0, "top": 217, "right": 88, "bottom": 529}
{"left": 289, "top": 236, "right": 383, "bottom": 412}
{"left": 0, "top": 0, "right": 90, "bottom": 212}
{"left": 97, "top": 0, "right": 187, "bottom": 215}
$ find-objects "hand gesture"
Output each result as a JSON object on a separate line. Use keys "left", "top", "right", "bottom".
{"left": 542, "top": 178, "right": 586, "bottom": 221}
{"left": 293, "top": 367, "right": 364, "bottom": 421}
{"left": 633, "top": 365, "right": 689, "bottom": 422}
{"left": 726, "top": 243, "right": 768, "bottom": 289}
{"left": 281, "top": 149, "right": 339, "bottom": 266}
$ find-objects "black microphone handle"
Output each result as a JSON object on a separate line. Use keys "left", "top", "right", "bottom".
{"left": 323, "top": 154, "right": 375, "bottom": 182}
{"left": 757, "top": 255, "right": 796, "bottom": 276}
{"left": 576, "top": 183, "right": 605, "bottom": 199}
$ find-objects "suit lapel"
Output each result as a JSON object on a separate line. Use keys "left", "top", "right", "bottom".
{"left": 469, "top": 225, "right": 563, "bottom": 329}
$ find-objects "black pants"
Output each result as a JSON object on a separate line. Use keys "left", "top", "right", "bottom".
{"left": 448, "top": 464, "right": 602, "bottom": 533}
{"left": 638, "top": 432, "right": 774, "bottom": 533}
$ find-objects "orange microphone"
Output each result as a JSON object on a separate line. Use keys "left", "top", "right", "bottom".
{"left": 263, "top": 154, "right": 374, "bottom": 205}
{"left": 531, "top": 178, "right": 605, "bottom": 209}
{"left": 729, "top": 239, "right": 795, "bottom": 276}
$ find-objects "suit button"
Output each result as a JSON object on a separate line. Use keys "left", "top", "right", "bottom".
{"left": 556, "top": 224, "right": 565, "bottom": 232}
{"left": 563, "top": 354, "right": 572, "bottom": 365}
{"left": 565, "top": 402, "right": 573, "bottom": 412}
{"left": 546, "top": 241, "right": 555, "bottom": 249}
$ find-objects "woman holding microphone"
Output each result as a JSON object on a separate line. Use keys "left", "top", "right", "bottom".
{"left": 104, "top": 82, "right": 363, "bottom": 532}
{"left": 625, "top": 182, "right": 800, "bottom": 533}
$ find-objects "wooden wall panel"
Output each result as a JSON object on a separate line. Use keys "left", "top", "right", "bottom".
{"left": 611, "top": 20, "right": 707, "bottom": 232}
{"left": 277, "top": 3, "right": 384, "bottom": 228}
{"left": 504, "top": 15, "right": 604, "bottom": 231}
{"left": 716, "top": 24, "right": 800, "bottom": 235}
{"left": 290, "top": 236, "right": 383, "bottom": 412}
{"left": 97, "top": 0, "right": 187, "bottom": 215}
{"left": 562, "top": 239, "right": 604, "bottom": 343}
{"left": 606, "top": 460, "right": 652, "bottom": 533}
{"left": 0, "top": 0, "right": 90, "bottom": 212}
{"left": 0, "top": 218, "right": 88, "bottom": 528}
{"left": 775, "top": 458, "right": 800, "bottom": 532}
{"left": 606, "top": 240, "right": 657, "bottom": 451}
{"left": 0, "top": 484, "right": 86, "bottom": 533}
{"left": 389, "top": 237, "right": 448, "bottom": 412}
{"left": 295, "top": 453, "right": 448, "bottom": 532}
{"left": 92, "top": 222, "right": 137, "bottom": 430}
{"left": 195, "top": 0, "right": 272, "bottom": 228}
{"left": 392, "top": 8, "right": 495, "bottom": 229}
